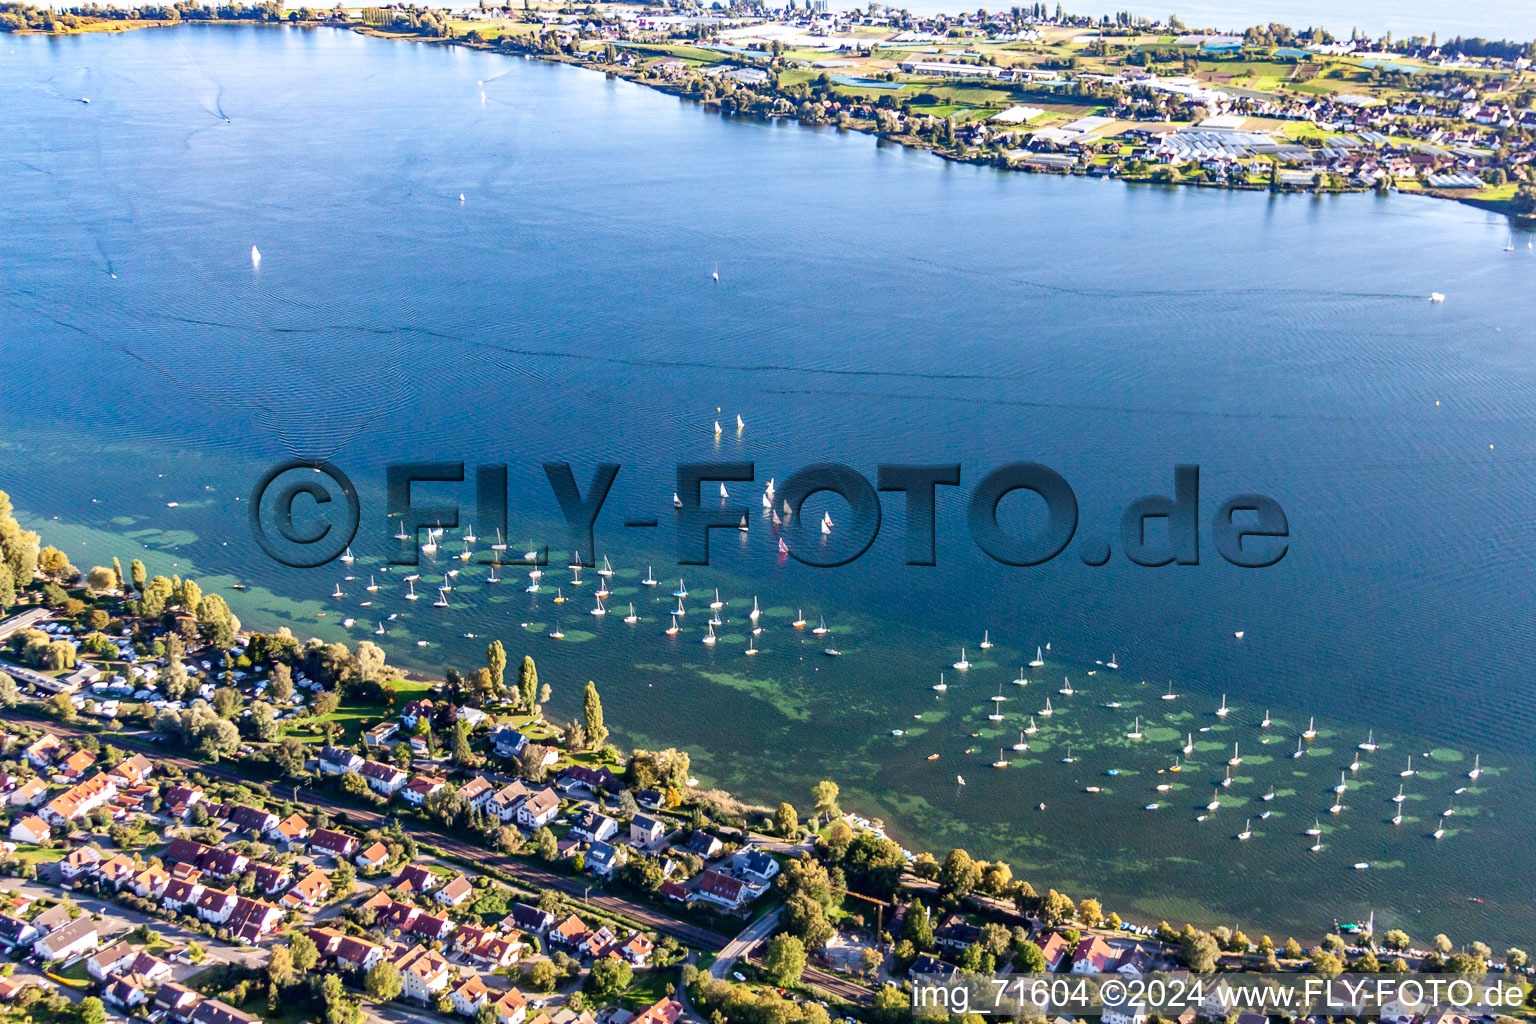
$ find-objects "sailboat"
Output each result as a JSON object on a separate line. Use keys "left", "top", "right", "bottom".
{"left": 1505, "top": 235, "right": 1516, "bottom": 252}
{"left": 1013, "top": 731, "right": 1028, "bottom": 752}
{"left": 980, "top": 630, "right": 993, "bottom": 650}
{"left": 1393, "top": 808, "right": 1403, "bottom": 826}
{"left": 749, "top": 597, "right": 760, "bottom": 623}
{"left": 673, "top": 493, "right": 683, "bottom": 508}
{"left": 710, "top": 589, "right": 723, "bottom": 610}
{"left": 1359, "top": 729, "right": 1378, "bottom": 752}
{"left": 1061, "top": 745, "right": 1075, "bottom": 763}
{"left": 1024, "top": 716, "right": 1038, "bottom": 735}
{"left": 332, "top": 583, "right": 345, "bottom": 599}
{"left": 813, "top": 616, "right": 829, "bottom": 636}
{"left": 422, "top": 529, "right": 438, "bottom": 556}
{"left": 665, "top": 614, "right": 680, "bottom": 636}
{"left": 714, "top": 420, "right": 722, "bottom": 436}
{"left": 1106, "top": 653, "right": 1119, "bottom": 670}
{"left": 1334, "top": 771, "right": 1348, "bottom": 794}
{"left": 820, "top": 517, "right": 832, "bottom": 536}
{"left": 1468, "top": 754, "right": 1482, "bottom": 780}
{"left": 1039, "top": 697, "right": 1054, "bottom": 717}
{"left": 491, "top": 529, "right": 506, "bottom": 552}
{"left": 339, "top": 546, "right": 355, "bottom": 565}
{"left": 1305, "top": 819, "right": 1322, "bottom": 836}
{"left": 405, "top": 580, "right": 419, "bottom": 601}
{"left": 548, "top": 623, "right": 564, "bottom": 639}
{"left": 598, "top": 555, "right": 613, "bottom": 577}
{"left": 553, "top": 587, "right": 565, "bottom": 604}
{"left": 988, "top": 685, "right": 1006, "bottom": 721}
{"left": 251, "top": 245, "right": 261, "bottom": 266}
{"left": 1392, "top": 783, "right": 1407, "bottom": 804}
{"left": 702, "top": 623, "right": 717, "bottom": 646}
{"left": 1029, "top": 646, "right": 1045, "bottom": 667}
{"left": 1433, "top": 822, "right": 1446, "bottom": 839}
{"left": 374, "top": 621, "right": 386, "bottom": 636}
{"left": 718, "top": 482, "right": 729, "bottom": 500}
{"left": 1302, "top": 716, "right": 1318, "bottom": 740}
{"left": 993, "top": 749, "right": 1009, "bottom": 769}
{"left": 1206, "top": 788, "right": 1221, "bottom": 812}
{"left": 1059, "top": 677, "right": 1074, "bottom": 696}
{"left": 672, "top": 599, "right": 685, "bottom": 616}
{"left": 1159, "top": 681, "right": 1178, "bottom": 701}
{"left": 1014, "top": 668, "right": 1029, "bottom": 687}
{"left": 674, "top": 579, "right": 689, "bottom": 598}
{"left": 1183, "top": 732, "right": 1195, "bottom": 755}
{"left": 745, "top": 640, "right": 758, "bottom": 656}
{"left": 433, "top": 588, "right": 449, "bottom": 608}
{"left": 642, "top": 567, "right": 658, "bottom": 586}
{"left": 932, "top": 673, "right": 948, "bottom": 693}
{"left": 1215, "top": 694, "right": 1230, "bottom": 718}
{"left": 624, "top": 603, "right": 638, "bottom": 624}
{"left": 1292, "top": 737, "right": 1305, "bottom": 759}
{"left": 952, "top": 647, "right": 970, "bottom": 670}
{"left": 1237, "top": 818, "right": 1253, "bottom": 840}
{"left": 956, "top": 775, "right": 966, "bottom": 786}
{"left": 792, "top": 609, "right": 806, "bottom": 628}
{"left": 463, "top": 526, "right": 478, "bottom": 545}
{"left": 1400, "top": 756, "right": 1416, "bottom": 777}
{"left": 1228, "top": 743, "right": 1242, "bottom": 766}
{"left": 394, "top": 521, "right": 409, "bottom": 541}
{"left": 591, "top": 595, "right": 607, "bottom": 617}
{"left": 1126, "top": 717, "right": 1143, "bottom": 740}
{"left": 487, "top": 564, "right": 500, "bottom": 584}
{"left": 739, "top": 516, "right": 749, "bottom": 534}
{"left": 778, "top": 538, "right": 789, "bottom": 554}
{"left": 1260, "top": 709, "right": 1272, "bottom": 728}
{"left": 365, "top": 576, "right": 379, "bottom": 592}
{"left": 735, "top": 413, "right": 744, "bottom": 431}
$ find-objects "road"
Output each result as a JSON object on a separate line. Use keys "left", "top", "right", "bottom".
{"left": 18, "top": 713, "right": 872, "bottom": 1002}
{"left": 711, "top": 907, "right": 783, "bottom": 980}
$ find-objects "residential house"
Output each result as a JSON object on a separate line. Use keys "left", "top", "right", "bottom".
{"left": 394, "top": 864, "right": 440, "bottom": 895}
{"left": 223, "top": 803, "right": 278, "bottom": 835}
{"left": 283, "top": 869, "right": 332, "bottom": 909}
{"left": 60, "top": 846, "right": 103, "bottom": 881}
{"left": 395, "top": 944, "right": 453, "bottom": 1004}
{"left": 107, "top": 753, "right": 154, "bottom": 788}
{"left": 695, "top": 870, "right": 748, "bottom": 911}
{"left": 934, "top": 914, "right": 981, "bottom": 952}
{"left": 570, "top": 810, "right": 617, "bottom": 844}
{"left": 400, "top": 699, "right": 434, "bottom": 729}
{"left": 585, "top": 841, "right": 625, "bottom": 878}
{"left": 629, "top": 815, "right": 665, "bottom": 847}
{"left": 490, "top": 727, "right": 528, "bottom": 759}
{"left": 152, "top": 983, "right": 201, "bottom": 1022}
{"left": 634, "top": 999, "right": 684, "bottom": 1024}
{"left": 162, "top": 784, "right": 205, "bottom": 820}
{"left": 0, "top": 914, "right": 39, "bottom": 951}
{"left": 102, "top": 974, "right": 151, "bottom": 1010}
{"left": 493, "top": 987, "right": 529, "bottom": 1024}
{"left": 318, "top": 746, "right": 364, "bottom": 775}
{"left": 506, "top": 902, "right": 554, "bottom": 935}
{"left": 35, "top": 916, "right": 101, "bottom": 960}
{"left": 40, "top": 772, "right": 118, "bottom": 826}
{"left": 460, "top": 776, "right": 494, "bottom": 811}
{"left": 8, "top": 816, "right": 48, "bottom": 845}
{"left": 549, "top": 914, "right": 589, "bottom": 951}
{"left": 680, "top": 831, "right": 723, "bottom": 858}
{"left": 1035, "top": 931, "right": 1071, "bottom": 971}
{"left": 1070, "top": 935, "right": 1115, "bottom": 973}
{"left": 131, "top": 865, "right": 172, "bottom": 900}
{"left": 190, "top": 998, "right": 261, "bottom": 1024}
{"left": 308, "top": 926, "right": 387, "bottom": 972}
{"left": 452, "top": 975, "right": 493, "bottom": 1017}
{"left": 355, "top": 841, "right": 389, "bottom": 870}
{"left": 23, "top": 734, "right": 64, "bottom": 769}
{"left": 518, "top": 787, "right": 560, "bottom": 829}
{"left": 251, "top": 863, "right": 292, "bottom": 897}
{"left": 436, "top": 875, "right": 474, "bottom": 907}
{"left": 365, "top": 721, "right": 400, "bottom": 746}
{"left": 617, "top": 932, "right": 654, "bottom": 966}
{"left": 87, "top": 940, "right": 138, "bottom": 980}
{"left": 403, "top": 775, "right": 446, "bottom": 806}
{"left": 273, "top": 813, "right": 311, "bottom": 844}
{"left": 730, "top": 846, "right": 779, "bottom": 887}
{"left": 8, "top": 778, "right": 47, "bottom": 808}
{"left": 310, "top": 827, "right": 358, "bottom": 859}
{"left": 1113, "top": 945, "right": 1154, "bottom": 974}
{"left": 360, "top": 759, "right": 408, "bottom": 797}
{"left": 487, "top": 781, "right": 532, "bottom": 823}
{"left": 97, "top": 853, "right": 136, "bottom": 889}
{"left": 58, "top": 749, "right": 97, "bottom": 779}
{"left": 556, "top": 765, "right": 619, "bottom": 795}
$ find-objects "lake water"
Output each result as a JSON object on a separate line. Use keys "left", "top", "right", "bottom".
{"left": 3, "top": 25, "right": 1534, "bottom": 946}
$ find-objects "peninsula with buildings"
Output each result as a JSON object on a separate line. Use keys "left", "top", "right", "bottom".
{"left": 4, "top": 0, "right": 1536, "bottom": 215}
{"left": 0, "top": 489, "right": 1530, "bottom": 1024}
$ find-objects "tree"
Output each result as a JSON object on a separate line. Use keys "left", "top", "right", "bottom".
{"left": 129, "top": 558, "right": 146, "bottom": 593}
{"left": 762, "top": 933, "right": 807, "bottom": 987}
{"left": 86, "top": 566, "right": 117, "bottom": 593}
{"left": 273, "top": 737, "right": 307, "bottom": 776}
{"left": 938, "top": 848, "right": 982, "bottom": 897}
{"left": 290, "top": 931, "right": 320, "bottom": 972}
{"left": 1014, "top": 939, "right": 1047, "bottom": 973}
{"left": 1505, "top": 948, "right": 1528, "bottom": 970}
{"left": 1183, "top": 929, "right": 1221, "bottom": 974}
{"left": 784, "top": 893, "right": 834, "bottom": 950}
{"left": 452, "top": 720, "right": 476, "bottom": 766}
{"left": 1433, "top": 933, "right": 1454, "bottom": 955}
{"left": 1310, "top": 949, "right": 1345, "bottom": 976}
{"left": 774, "top": 801, "right": 800, "bottom": 838}
{"left": 1383, "top": 929, "right": 1411, "bottom": 952}
{"left": 487, "top": 640, "right": 507, "bottom": 695}
{"left": 872, "top": 984, "right": 909, "bottom": 1024}
{"left": 583, "top": 680, "right": 608, "bottom": 749}
{"left": 49, "top": 691, "right": 76, "bottom": 721}
{"left": 268, "top": 945, "right": 295, "bottom": 987}
{"left": 534, "top": 827, "right": 558, "bottom": 860}
{"left": 197, "top": 593, "right": 240, "bottom": 650}
{"left": 246, "top": 700, "right": 278, "bottom": 741}
{"left": 518, "top": 655, "right": 539, "bottom": 710}
{"left": 365, "top": 961, "right": 403, "bottom": 1002}
{"left": 1039, "top": 888, "right": 1074, "bottom": 926}
{"left": 0, "top": 565, "right": 14, "bottom": 616}
{"left": 0, "top": 672, "right": 18, "bottom": 707}
{"left": 270, "top": 663, "right": 294, "bottom": 703}
{"left": 1078, "top": 898, "right": 1104, "bottom": 928}
{"left": 213, "top": 685, "right": 244, "bottom": 719}
{"left": 587, "top": 956, "right": 633, "bottom": 1001}
{"left": 902, "top": 900, "right": 934, "bottom": 952}
{"left": 811, "top": 780, "right": 840, "bottom": 818}
{"left": 77, "top": 997, "right": 107, "bottom": 1024}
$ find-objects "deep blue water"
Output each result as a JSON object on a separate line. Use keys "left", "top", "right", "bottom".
{"left": 2, "top": 24, "right": 1534, "bottom": 944}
